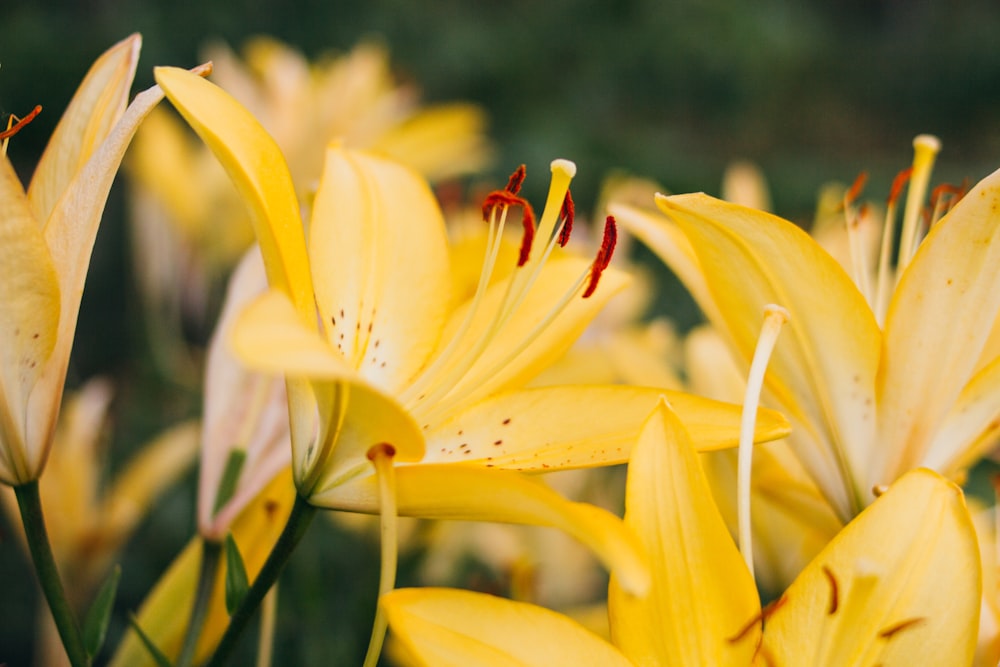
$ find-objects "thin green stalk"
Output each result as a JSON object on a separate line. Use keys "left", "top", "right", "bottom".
{"left": 14, "top": 480, "right": 89, "bottom": 667}
{"left": 175, "top": 539, "right": 223, "bottom": 667}
{"left": 206, "top": 493, "right": 317, "bottom": 667}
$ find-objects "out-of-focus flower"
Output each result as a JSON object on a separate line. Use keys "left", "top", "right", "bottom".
{"left": 615, "top": 136, "right": 1000, "bottom": 525}
{"left": 382, "top": 401, "right": 981, "bottom": 667}
{"left": 0, "top": 379, "right": 198, "bottom": 665}
{"left": 126, "top": 37, "right": 494, "bottom": 381}
{"left": 0, "top": 34, "right": 174, "bottom": 486}
{"left": 197, "top": 248, "right": 290, "bottom": 541}
{"left": 153, "top": 66, "right": 790, "bottom": 594}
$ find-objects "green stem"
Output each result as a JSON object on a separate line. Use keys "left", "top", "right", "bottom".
{"left": 14, "top": 480, "right": 89, "bottom": 667}
{"left": 175, "top": 539, "right": 222, "bottom": 667}
{"left": 206, "top": 493, "right": 316, "bottom": 667}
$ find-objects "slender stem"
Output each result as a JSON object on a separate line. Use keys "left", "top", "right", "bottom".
{"left": 14, "top": 480, "right": 89, "bottom": 667}
{"left": 176, "top": 539, "right": 222, "bottom": 667}
{"left": 362, "top": 445, "right": 398, "bottom": 667}
{"left": 206, "top": 493, "right": 317, "bottom": 667}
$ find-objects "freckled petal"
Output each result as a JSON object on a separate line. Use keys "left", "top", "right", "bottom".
{"left": 420, "top": 386, "right": 790, "bottom": 469}
{"left": 382, "top": 588, "right": 631, "bottom": 667}
{"left": 439, "top": 258, "right": 631, "bottom": 413}
{"left": 316, "top": 464, "right": 650, "bottom": 596}
{"left": 608, "top": 400, "right": 760, "bottom": 666}
{"left": 921, "top": 354, "right": 1000, "bottom": 475}
{"left": 760, "top": 469, "right": 980, "bottom": 667}
{"left": 0, "top": 157, "right": 59, "bottom": 483}
{"left": 877, "top": 167, "right": 1000, "bottom": 481}
{"left": 230, "top": 289, "right": 425, "bottom": 489}
{"left": 28, "top": 34, "right": 140, "bottom": 224}
{"left": 153, "top": 67, "right": 314, "bottom": 317}
{"left": 655, "top": 193, "right": 881, "bottom": 520}
{"left": 310, "top": 148, "right": 451, "bottom": 391}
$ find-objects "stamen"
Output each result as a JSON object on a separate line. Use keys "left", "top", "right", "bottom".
{"left": 874, "top": 168, "right": 913, "bottom": 324}
{"left": 480, "top": 166, "right": 538, "bottom": 267}
{"left": 557, "top": 189, "right": 575, "bottom": 247}
{"left": 506, "top": 164, "right": 527, "bottom": 194}
{"left": 897, "top": 134, "right": 941, "bottom": 274}
{"left": 928, "top": 182, "right": 966, "bottom": 227}
{"left": 844, "top": 171, "right": 868, "bottom": 209}
{"left": 581, "top": 216, "right": 618, "bottom": 298}
{"left": 845, "top": 202, "right": 873, "bottom": 304}
{"left": 871, "top": 484, "right": 888, "bottom": 498}
{"left": 362, "top": 443, "right": 398, "bottom": 667}
{"left": 737, "top": 304, "right": 790, "bottom": 580}
{"left": 0, "top": 105, "right": 42, "bottom": 140}
{"left": 727, "top": 595, "right": 788, "bottom": 643}
{"left": 516, "top": 204, "right": 536, "bottom": 267}
{"left": 822, "top": 565, "right": 839, "bottom": 614}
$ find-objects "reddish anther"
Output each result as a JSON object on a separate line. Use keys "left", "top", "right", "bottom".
{"left": 887, "top": 167, "right": 913, "bottom": 207}
{"left": 517, "top": 204, "right": 537, "bottom": 266}
{"left": 0, "top": 105, "right": 42, "bottom": 140}
{"left": 505, "top": 164, "right": 527, "bottom": 194}
{"left": 929, "top": 182, "right": 966, "bottom": 212}
{"left": 582, "top": 215, "right": 617, "bottom": 298}
{"left": 557, "top": 189, "right": 575, "bottom": 247}
{"left": 844, "top": 171, "right": 868, "bottom": 208}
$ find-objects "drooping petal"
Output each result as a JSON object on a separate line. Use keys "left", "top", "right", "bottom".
{"left": 0, "top": 157, "right": 59, "bottom": 484}
{"left": 921, "top": 354, "right": 1000, "bottom": 475}
{"left": 419, "top": 386, "right": 790, "bottom": 469}
{"left": 28, "top": 34, "right": 140, "bottom": 225}
{"left": 431, "top": 259, "right": 631, "bottom": 416}
{"left": 310, "top": 147, "right": 451, "bottom": 392}
{"left": 655, "top": 193, "right": 881, "bottom": 520}
{"left": 759, "top": 468, "right": 980, "bottom": 667}
{"left": 608, "top": 399, "right": 760, "bottom": 666}
{"left": 382, "top": 588, "right": 632, "bottom": 667}
{"left": 315, "top": 464, "right": 650, "bottom": 595}
{"left": 153, "top": 67, "right": 314, "bottom": 318}
{"left": 876, "top": 167, "right": 1000, "bottom": 482}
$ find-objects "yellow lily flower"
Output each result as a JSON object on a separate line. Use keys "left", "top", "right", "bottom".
{"left": 614, "top": 138, "right": 1000, "bottom": 523}
{"left": 151, "top": 67, "right": 790, "bottom": 592}
{"left": 382, "top": 401, "right": 981, "bottom": 667}
{"left": 0, "top": 34, "right": 177, "bottom": 486}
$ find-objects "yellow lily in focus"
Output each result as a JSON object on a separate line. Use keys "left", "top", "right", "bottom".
{"left": 0, "top": 35, "right": 175, "bottom": 486}
{"left": 151, "top": 66, "right": 790, "bottom": 588}
{"left": 615, "top": 138, "right": 1000, "bottom": 522}
{"left": 382, "top": 401, "right": 981, "bottom": 667}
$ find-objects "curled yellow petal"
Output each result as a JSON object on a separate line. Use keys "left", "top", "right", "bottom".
{"left": 383, "top": 588, "right": 631, "bottom": 667}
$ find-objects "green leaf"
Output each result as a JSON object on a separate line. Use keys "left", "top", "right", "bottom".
{"left": 224, "top": 533, "right": 250, "bottom": 615}
{"left": 83, "top": 564, "right": 121, "bottom": 658}
{"left": 212, "top": 448, "right": 247, "bottom": 515}
{"left": 126, "top": 612, "right": 173, "bottom": 667}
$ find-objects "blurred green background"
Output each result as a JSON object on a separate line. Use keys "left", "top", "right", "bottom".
{"left": 3, "top": 0, "right": 1000, "bottom": 663}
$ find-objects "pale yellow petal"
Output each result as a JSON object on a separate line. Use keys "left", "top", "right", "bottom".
{"left": 656, "top": 192, "right": 881, "bottom": 520}
{"left": 877, "top": 167, "right": 1000, "bottom": 481}
{"left": 922, "top": 353, "right": 1000, "bottom": 475}
{"left": 419, "top": 386, "right": 790, "bottom": 469}
{"left": 0, "top": 157, "right": 59, "bottom": 483}
{"left": 310, "top": 147, "right": 451, "bottom": 391}
{"left": 383, "top": 588, "right": 631, "bottom": 667}
{"left": 316, "top": 464, "right": 650, "bottom": 595}
{"left": 28, "top": 34, "right": 140, "bottom": 224}
{"left": 608, "top": 400, "right": 760, "bottom": 666}
{"left": 153, "top": 67, "right": 314, "bottom": 318}
{"left": 760, "top": 469, "right": 980, "bottom": 667}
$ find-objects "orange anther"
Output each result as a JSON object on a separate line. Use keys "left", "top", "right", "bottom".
{"left": 0, "top": 105, "right": 42, "bottom": 140}
{"left": 557, "top": 189, "right": 575, "bottom": 247}
{"left": 582, "top": 216, "right": 617, "bottom": 298}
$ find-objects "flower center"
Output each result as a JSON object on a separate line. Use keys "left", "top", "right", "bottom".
{"left": 397, "top": 160, "right": 618, "bottom": 425}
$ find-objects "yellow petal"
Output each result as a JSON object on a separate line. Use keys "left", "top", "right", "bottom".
{"left": 420, "top": 386, "right": 790, "bottom": 469}
{"left": 656, "top": 193, "right": 881, "bottom": 520}
{"left": 0, "top": 157, "right": 59, "bottom": 483}
{"left": 760, "top": 468, "right": 980, "bottom": 667}
{"left": 109, "top": 468, "right": 296, "bottom": 666}
{"left": 608, "top": 399, "right": 760, "bottom": 666}
{"left": 382, "top": 588, "right": 631, "bottom": 667}
{"left": 317, "top": 464, "right": 650, "bottom": 595}
{"left": 153, "top": 67, "right": 314, "bottom": 318}
{"left": 877, "top": 167, "right": 1000, "bottom": 480}
{"left": 28, "top": 34, "right": 140, "bottom": 224}
{"left": 438, "top": 258, "right": 631, "bottom": 412}
{"left": 310, "top": 147, "right": 451, "bottom": 392}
